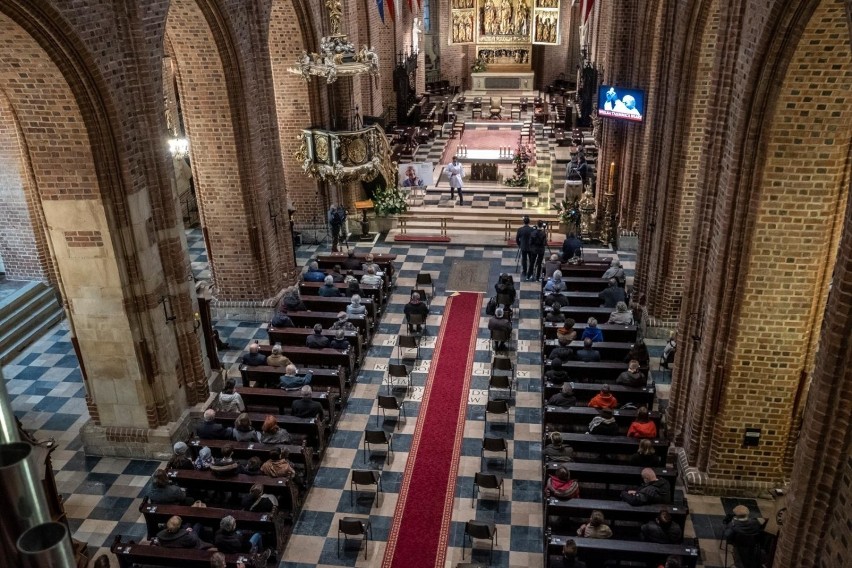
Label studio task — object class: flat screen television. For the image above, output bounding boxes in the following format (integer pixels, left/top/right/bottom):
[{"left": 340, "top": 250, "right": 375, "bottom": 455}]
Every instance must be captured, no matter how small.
[{"left": 597, "top": 85, "right": 645, "bottom": 123}]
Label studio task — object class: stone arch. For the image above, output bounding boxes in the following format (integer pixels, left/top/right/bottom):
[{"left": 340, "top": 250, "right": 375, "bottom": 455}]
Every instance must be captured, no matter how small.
[
  {"left": 0, "top": 2, "right": 204, "bottom": 435},
  {"left": 670, "top": 0, "right": 851, "bottom": 487}
]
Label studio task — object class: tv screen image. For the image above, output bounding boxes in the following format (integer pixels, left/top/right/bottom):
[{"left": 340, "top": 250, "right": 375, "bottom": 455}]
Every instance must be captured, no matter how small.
[{"left": 597, "top": 85, "right": 645, "bottom": 122}]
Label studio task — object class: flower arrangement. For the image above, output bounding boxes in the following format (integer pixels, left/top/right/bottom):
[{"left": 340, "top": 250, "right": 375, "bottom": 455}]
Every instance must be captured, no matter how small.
[
  {"left": 372, "top": 184, "right": 408, "bottom": 216},
  {"left": 504, "top": 144, "right": 530, "bottom": 187},
  {"left": 471, "top": 57, "right": 488, "bottom": 73},
  {"left": 553, "top": 197, "right": 582, "bottom": 228}
]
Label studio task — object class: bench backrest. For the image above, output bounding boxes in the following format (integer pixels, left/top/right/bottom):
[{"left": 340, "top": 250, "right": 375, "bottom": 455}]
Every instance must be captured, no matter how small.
[
  {"left": 266, "top": 328, "right": 362, "bottom": 361},
  {"left": 543, "top": 322, "right": 637, "bottom": 343},
  {"left": 111, "top": 536, "right": 245, "bottom": 568},
  {"left": 239, "top": 365, "right": 345, "bottom": 394}
]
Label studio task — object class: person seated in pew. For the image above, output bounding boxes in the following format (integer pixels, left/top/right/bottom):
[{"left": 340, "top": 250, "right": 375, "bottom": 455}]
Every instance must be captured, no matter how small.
[
  {"left": 328, "top": 329, "right": 350, "bottom": 351},
  {"left": 546, "top": 466, "right": 580, "bottom": 500},
  {"left": 556, "top": 320, "right": 577, "bottom": 343},
  {"left": 214, "top": 379, "right": 245, "bottom": 413},
  {"left": 581, "top": 317, "right": 604, "bottom": 343},
  {"left": 659, "top": 556, "right": 682, "bottom": 568},
  {"left": 617, "top": 360, "right": 647, "bottom": 388},
  {"left": 621, "top": 468, "right": 671, "bottom": 506},
  {"left": 625, "top": 339, "right": 651, "bottom": 368},
  {"left": 343, "top": 250, "right": 362, "bottom": 270},
  {"left": 575, "top": 337, "right": 601, "bottom": 363},
  {"left": 302, "top": 261, "right": 326, "bottom": 282},
  {"left": 494, "top": 272, "right": 517, "bottom": 304},
  {"left": 242, "top": 343, "right": 267, "bottom": 367},
  {"left": 279, "top": 364, "right": 313, "bottom": 389},
  {"left": 291, "top": 385, "right": 324, "bottom": 420},
  {"left": 488, "top": 307, "right": 513, "bottom": 350},
  {"left": 547, "top": 383, "right": 577, "bottom": 407},
  {"left": 259, "top": 446, "right": 295, "bottom": 479},
  {"left": 270, "top": 308, "right": 294, "bottom": 328},
  {"left": 562, "top": 232, "right": 583, "bottom": 262},
  {"left": 544, "top": 270, "right": 568, "bottom": 294},
  {"left": 318, "top": 275, "right": 342, "bottom": 297},
  {"left": 362, "top": 253, "right": 382, "bottom": 275},
  {"left": 602, "top": 259, "right": 626, "bottom": 286},
  {"left": 608, "top": 300, "right": 635, "bottom": 325},
  {"left": 238, "top": 456, "right": 263, "bottom": 476},
  {"left": 266, "top": 344, "right": 292, "bottom": 368},
  {"left": 630, "top": 438, "right": 662, "bottom": 467},
  {"left": 156, "top": 515, "right": 213, "bottom": 550},
  {"left": 360, "top": 265, "right": 383, "bottom": 287},
  {"left": 544, "top": 254, "right": 562, "bottom": 280},
  {"left": 588, "top": 384, "right": 618, "bottom": 409},
  {"left": 167, "top": 442, "right": 195, "bottom": 471},
  {"left": 232, "top": 412, "right": 261, "bottom": 443},
  {"left": 346, "top": 278, "right": 363, "bottom": 297},
  {"left": 555, "top": 539, "right": 587, "bottom": 568},
  {"left": 346, "top": 294, "right": 367, "bottom": 316},
  {"left": 545, "top": 306, "right": 566, "bottom": 324},
  {"left": 209, "top": 445, "right": 239, "bottom": 477},
  {"left": 306, "top": 324, "right": 330, "bottom": 349},
  {"left": 628, "top": 407, "right": 658, "bottom": 439},
  {"left": 588, "top": 407, "right": 620, "bottom": 436},
  {"left": 281, "top": 286, "right": 308, "bottom": 312},
  {"left": 544, "top": 357, "right": 570, "bottom": 384},
  {"left": 329, "top": 264, "right": 346, "bottom": 282},
  {"left": 576, "top": 510, "right": 613, "bottom": 539},
  {"left": 260, "top": 415, "right": 290, "bottom": 445},
  {"left": 549, "top": 335, "right": 575, "bottom": 362},
  {"left": 196, "top": 409, "right": 231, "bottom": 440},
  {"left": 149, "top": 470, "right": 194, "bottom": 505},
  {"left": 241, "top": 483, "right": 278, "bottom": 513},
  {"left": 545, "top": 290, "right": 571, "bottom": 311},
  {"left": 544, "top": 432, "right": 575, "bottom": 462},
  {"left": 598, "top": 278, "right": 626, "bottom": 308},
  {"left": 405, "top": 292, "right": 430, "bottom": 333},
  {"left": 331, "top": 311, "right": 357, "bottom": 333},
  {"left": 194, "top": 446, "right": 214, "bottom": 471},
  {"left": 343, "top": 268, "right": 359, "bottom": 285},
  {"left": 214, "top": 515, "right": 268, "bottom": 561},
  {"left": 641, "top": 509, "right": 683, "bottom": 544}
]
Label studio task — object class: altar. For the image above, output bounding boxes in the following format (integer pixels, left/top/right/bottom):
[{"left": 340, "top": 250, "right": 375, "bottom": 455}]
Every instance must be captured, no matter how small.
[
  {"left": 470, "top": 71, "right": 535, "bottom": 92},
  {"left": 456, "top": 149, "right": 514, "bottom": 163}
]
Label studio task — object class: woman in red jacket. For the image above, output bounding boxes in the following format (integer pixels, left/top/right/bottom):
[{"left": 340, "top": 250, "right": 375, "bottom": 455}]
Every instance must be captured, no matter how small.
[{"left": 627, "top": 406, "right": 657, "bottom": 438}]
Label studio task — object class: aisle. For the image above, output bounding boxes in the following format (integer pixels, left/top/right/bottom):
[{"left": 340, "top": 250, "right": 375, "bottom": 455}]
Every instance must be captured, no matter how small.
[{"left": 382, "top": 291, "right": 482, "bottom": 568}]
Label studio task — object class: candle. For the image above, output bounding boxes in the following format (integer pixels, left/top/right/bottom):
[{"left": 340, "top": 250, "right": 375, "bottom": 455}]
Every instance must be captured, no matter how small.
[{"left": 609, "top": 161, "right": 616, "bottom": 193}]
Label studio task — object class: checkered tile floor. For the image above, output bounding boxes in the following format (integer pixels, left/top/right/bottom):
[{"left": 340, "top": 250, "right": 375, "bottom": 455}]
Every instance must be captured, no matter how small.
[{"left": 2, "top": 230, "right": 768, "bottom": 567}]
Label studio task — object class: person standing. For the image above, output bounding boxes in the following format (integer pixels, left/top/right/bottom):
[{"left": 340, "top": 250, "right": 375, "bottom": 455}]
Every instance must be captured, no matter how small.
[
  {"left": 327, "top": 204, "right": 347, "bottom": 252},
  {"left": 516, "top": 215, "right": 534, "bottom": 277},
  {"left": 527, "top": 220, "right": 547, "bottom": 281},
  {"left": 446, "top": 155, "right": 465, "bottom": 205}
]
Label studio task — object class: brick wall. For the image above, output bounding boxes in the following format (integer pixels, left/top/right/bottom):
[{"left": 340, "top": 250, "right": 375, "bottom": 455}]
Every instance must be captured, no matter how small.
[
  {"left": 0, "top": 94, "right": 45, "bottom": 281},
  {"left": 820, "top": 457, "right": 852, "bottom": 567}
]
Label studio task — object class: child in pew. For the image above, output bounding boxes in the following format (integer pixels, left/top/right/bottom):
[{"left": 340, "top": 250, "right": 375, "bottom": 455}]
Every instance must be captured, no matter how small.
[{"left": 576, "top": 510, "right": 613, "bottom": 539}]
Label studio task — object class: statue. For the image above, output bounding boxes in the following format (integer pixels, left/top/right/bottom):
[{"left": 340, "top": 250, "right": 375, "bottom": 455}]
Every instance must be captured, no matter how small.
[
  {"left": 578, "top": 187, "right": 597, "bottom": 239},
  {"left": 359, "top": 45, "right": 379, "bottom": 73},
  {"left": 326, "top": 0, "right": 343, "bottom": 36}
]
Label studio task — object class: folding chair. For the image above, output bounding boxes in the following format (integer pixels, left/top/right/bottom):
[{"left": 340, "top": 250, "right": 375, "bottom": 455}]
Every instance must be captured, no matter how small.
[
  {"left": 488, "top": 374, "right": 513, "bottom": 402},
  {"left": 377, "top": 394, "right": 406, "bottom": 430},
  {"left": 350, "top": 470, "right": 382, "bottom": 508},
  {"left": 472, "top": 472, "right": 504, "bottom": 508},
  {"left": 463, "top": 521, "right": 497, "bottom": 562},
  {"left": 481, "top": 436, "right": 508, "bottom": 471},
  {"left": 363, "top": 429, "right": 393, "bottom": 464},
  {"left": 397, "top": 334, "right": 420, "bottom": 362},
  {"left": 407, "top": 313, "right": 426, "bottom": 336},
  {"left": 415, "top": 273, "right": 435, "bottom": 299},
  {"left": 485, "top": 399, "right": 510, "bottom": 426},
  {"left": 386, "top": 363, "right": 411, "bottom": 395},
  {"left": 338, "top": 517, "right": 372, "bottom": 559}
]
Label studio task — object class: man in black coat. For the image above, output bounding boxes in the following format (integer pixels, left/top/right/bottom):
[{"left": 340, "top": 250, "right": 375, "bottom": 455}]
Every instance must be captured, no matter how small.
[
  {"left": 562, "top": 232, "right": 583, "bottom": 262},
  {"left": 291, "top": 385, "right": 324, "bottom": 420},
  {"left": 305, "top": 324, "right": 330, "bottom": 349},
  {"left": 404, "top": 292, "right": 429, "bottom": 333},
  {"left": 195, "top": 409, "right": 230, "bottom": 439},
  {"left": 621, "top": 469, "right": 672, "bottom": 506},
  {"left": 528, "top": 221, "right": 547, "bottom": 281},
  {"left": 516, "top": 215, "right": 535, "bottom": 279},
  {"left": 241, "top": 343, "right": 267, "bottom": 366},
  {"left": 723, "top": 505, "right": 765, "bottom": 568},
  {"left": 598, "top": 278, "right": 626, "bottom": 308}
]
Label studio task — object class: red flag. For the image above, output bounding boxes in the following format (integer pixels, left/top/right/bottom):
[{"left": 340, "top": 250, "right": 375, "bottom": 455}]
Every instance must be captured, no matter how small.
[
  {"left": 387, "top": 0, "right": 396, "bottom": 21},
  {"left": 583, "top": 0, "right": 596, "bottom": 23}
]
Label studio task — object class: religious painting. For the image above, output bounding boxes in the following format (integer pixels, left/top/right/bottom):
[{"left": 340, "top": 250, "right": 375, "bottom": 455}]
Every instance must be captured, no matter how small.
[
  {"left": 476, "top": 47, "right": 530, "bottom": 66},
  {"left": 477, "top": 0, "right": 532, "bottom": 44},
  {"left": 532, "top": 5, "right": 560, "bottom": 45},
  {"left": 535, "top": 0, "right": 559, "bottom": 7},
  {"left": 450, "top": 8, "right": 475, "bottom": 44}
]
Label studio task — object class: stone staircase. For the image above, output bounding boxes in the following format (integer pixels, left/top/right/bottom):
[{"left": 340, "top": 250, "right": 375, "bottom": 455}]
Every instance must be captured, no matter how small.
[{"left": 0, "top": 281, "right": 64, "bottom": 365}]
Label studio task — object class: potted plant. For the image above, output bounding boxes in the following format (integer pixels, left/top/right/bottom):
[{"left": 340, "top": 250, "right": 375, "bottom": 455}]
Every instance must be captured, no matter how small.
[
  {"left": 372, "top": 184, "right": 408, "bottom": 233},
  {"left": 553, "top": 197, "right": 582, "bottom": 234},
  {"left": 471, "top": 57, "right": 488, "bottom": 73}
]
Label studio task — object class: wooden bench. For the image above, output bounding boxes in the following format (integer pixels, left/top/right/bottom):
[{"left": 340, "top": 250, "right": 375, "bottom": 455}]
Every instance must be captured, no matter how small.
[
  {"left": 189, "top": 439, "right": 315, "bottom": 482},
  {"left": 545, "top": 498, "right": 688, "bottom": 531},
  {"left": 544, "top": 291, "right": 603, "bottom": 307},
  {"left": 300, "top": 296, "right": 377, "bottom": 323},
  {"left": 275, "top": 346, "right": 356, "bottom": 383},
  {"left": 544, "top": 322, "right": 637, "bottom": 343},
  {"left": 318, "top": 267, "right": 391, "bottom": 294},
  {"left": 267, "top": 327, "right": 363, "bottom": 362},
  {"left": 544, "top": 360, "right": 630, "bottom": 382},
  {"left": 237, "top": 387, "right": 339, "bottom": 427},
  {"left": 544, "top": 306, "right": 615, "bottom": 323},
  {"left": 546, "top": 535, "right": 699, "bottom": 568},
  {"left": 111, "top": 536, "right": 246, "bottom": 568},
  {"left": 299, "top": 281, "right": 384, "bottom": 307},
  {"left": 315, "top": 254, "right": 396, "bottom": 278},
  {"left": 556, "top": 277, "right": 611, "bottom": 293},
  {"left": 167, "top": 469, "right": 301, "bottom": 519},
  {"left": 275, "top": 311, "right": 370, "bottom": 342},
  {"left": 239, "top": 365, "right": 345, "bottom": 396},
  {"left": 213, "top": 412, "right": 325, "bottom": 454},
  {"left": 544, "top": 382, "right": 656, "bottom": 408},
  {"left": 138, "top": 496, "right": 285, "bottom": 550},
  {"left": 552, "top": 433, "right": 670, "bottom": 465},
  {"left": 544, "top": 406, "right": 662, "bottom": 433},
  {"left": 543, "top": 340, "right": 633, "bottom": 361},
  {"left": 545, "top": 463, "right": 677, "bottom": 494},
  {"left": 559, "top": 264, "right": 609, "bottom": 278}
]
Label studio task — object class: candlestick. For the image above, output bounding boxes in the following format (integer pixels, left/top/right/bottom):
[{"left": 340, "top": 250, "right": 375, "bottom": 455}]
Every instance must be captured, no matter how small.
[{"left": 608, "top": 161, "right": 616, "bottom": 194}]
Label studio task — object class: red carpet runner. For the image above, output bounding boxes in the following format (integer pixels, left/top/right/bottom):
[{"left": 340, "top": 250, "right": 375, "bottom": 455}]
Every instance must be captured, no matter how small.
[{"left": 382, "top": 291, "right": 482, "bottom": 568}]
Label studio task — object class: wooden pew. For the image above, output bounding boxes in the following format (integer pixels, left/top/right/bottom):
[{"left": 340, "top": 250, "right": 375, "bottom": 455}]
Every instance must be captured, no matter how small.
[
  {"left": 544, "top": 382, "right": 656, "bottom": 408},
  {"left": 544, "top": 322, "right": 637, "bottom": 343},
  {"left": 189, "top": 439, "right": 315, "bottom": 482},
  {"left": 111, "top": 536, "right": 246, "bottom": 568},
  {"left": 559, "top": 264, "right": 608, "bottom": 278},
  {"left": 237, "top": 386, "right": 339, "bottom": 427},
  {"left": 543, "top": 340, "right": 633, "bottom": 361},
  {"left": 544, "top": 406, "right": 662, "bottom": 433},
  {"left": 545, "top": 498, "right": 688, "bottom": 530},
  {"left": 300, "top": 296, "right": 377, "bottom": 323},
  {"left": 299, "top": 281, "right": 384, "bottom": 307},
  {"left": 319, "top": 268, "right": 391, "bottom": 294},
  {"left": 240, "top": 365, "right": 345, "bottom": 397},
  {"left": 552, "top": 433, "right": 670, "bottom": 464},
  {"left": 544, "top": 360, "right": 630, "bottom": 382},
  {"left": 545, "top": 291, "right": 602, "bottom": 307},
  {"left": 138, "top": 496, "right": 283, "bottom": 548},
  {"left": 558, "top": 277, "right": 610, "bottom": 293},
  {"left": 213, "top": 412, "right": 325, "bottom": 454},
  {"left": 265, "top": 328, "right": 363, "bottom": 363},
  {"left": 315, "top": 252, "right": 396, "bottom": 275},
  {"left": 544, "top": 306, "right": 614, "bottom": 322},
  {"left": 545, "top": 463, "right": 676, "bottom": 493},
  {"left": 274, "top": 311, "right": 370, "bottom": 341},
  {"left": 275, "top": 346, "right": 356, "bottom": 383},
  {"left": 546, "top": 535, "right": 699, "bottom": 568},
  {"left": 167, "top": 469, "right": 301, "bottom": 519}
]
